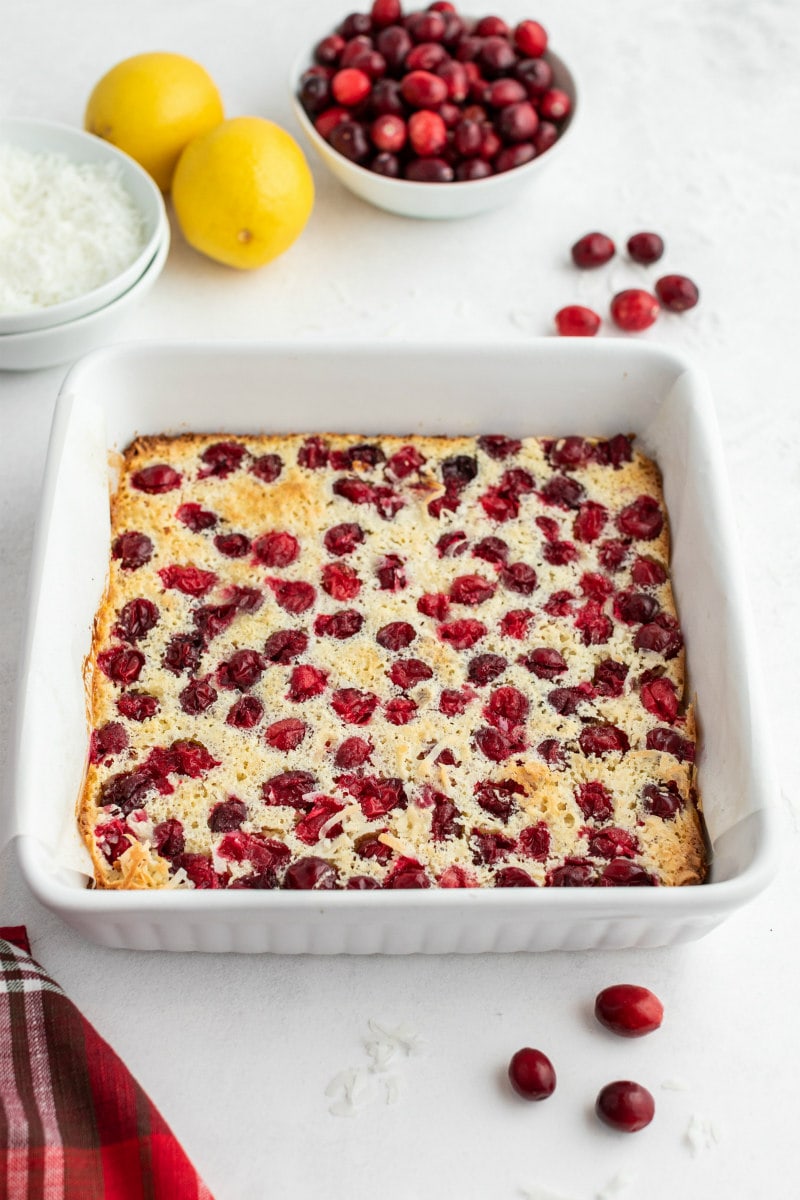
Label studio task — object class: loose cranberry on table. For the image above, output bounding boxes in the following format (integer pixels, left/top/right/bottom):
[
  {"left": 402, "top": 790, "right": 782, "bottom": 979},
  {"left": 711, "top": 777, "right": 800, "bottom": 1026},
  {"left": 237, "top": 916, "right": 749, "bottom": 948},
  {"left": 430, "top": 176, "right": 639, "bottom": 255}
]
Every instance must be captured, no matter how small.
[
  {"left": 595, "top": 1080, "right": 655, "bottom": 1132},
  {"left": 507, "top": 1047, "right": 557, "bottom": 1100},
  {"left": 610, "top": 289, "right": 660, "bottom": 332},
  {"left": 555, "top": 305, "right": 601, "bottom": 337},
  {"left": 655, "top": 274, "right": 700, "bottom": 311},
  {"left": 595, "top": 984, "right": 664, "bottom": 1037},
  {"left": 571, "top": 231, "right": 615, "bottom": 268},
  {"left": 627, "top": 231, "right": 665, "bottom": 264}
]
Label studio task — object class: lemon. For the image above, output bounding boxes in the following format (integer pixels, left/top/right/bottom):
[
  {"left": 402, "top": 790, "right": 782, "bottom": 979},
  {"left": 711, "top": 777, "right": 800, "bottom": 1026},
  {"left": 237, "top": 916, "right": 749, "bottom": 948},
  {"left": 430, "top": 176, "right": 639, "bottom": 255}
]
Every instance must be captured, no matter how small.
[
  {"left": 172, "top": 117, "right": 314, "bottom": 270},
  {"left": 85, "top": 52, "right": 224, "bottom": 191}
]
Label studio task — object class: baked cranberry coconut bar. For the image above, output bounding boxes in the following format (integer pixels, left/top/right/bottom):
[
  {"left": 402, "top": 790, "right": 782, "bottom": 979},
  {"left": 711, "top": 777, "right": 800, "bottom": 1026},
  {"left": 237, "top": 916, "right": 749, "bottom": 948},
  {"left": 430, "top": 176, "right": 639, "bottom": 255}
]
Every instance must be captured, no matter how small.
[{"left": 79, "top": 432, "right": 707, "bottom": 891}]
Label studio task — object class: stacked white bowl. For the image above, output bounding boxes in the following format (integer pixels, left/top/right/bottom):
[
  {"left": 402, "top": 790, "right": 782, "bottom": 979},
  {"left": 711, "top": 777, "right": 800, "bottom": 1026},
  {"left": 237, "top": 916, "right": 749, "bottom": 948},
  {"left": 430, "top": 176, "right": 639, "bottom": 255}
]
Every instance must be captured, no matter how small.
[{"left": 0, "top": 118, "right": 169, "bottom": 371}]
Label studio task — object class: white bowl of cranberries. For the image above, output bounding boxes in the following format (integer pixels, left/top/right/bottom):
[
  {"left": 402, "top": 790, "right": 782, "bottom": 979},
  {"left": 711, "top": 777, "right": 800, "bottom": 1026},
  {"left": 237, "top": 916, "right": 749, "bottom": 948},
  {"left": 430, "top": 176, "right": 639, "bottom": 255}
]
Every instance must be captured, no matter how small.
[{"left": 292, "top": 2, "right": 577, "bottom": 218}]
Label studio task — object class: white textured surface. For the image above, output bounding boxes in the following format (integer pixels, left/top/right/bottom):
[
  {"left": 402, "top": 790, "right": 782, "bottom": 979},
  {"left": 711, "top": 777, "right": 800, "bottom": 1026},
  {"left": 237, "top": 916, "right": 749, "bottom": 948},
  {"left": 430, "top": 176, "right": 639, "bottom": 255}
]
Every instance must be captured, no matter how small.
[{"left": 1, "top": 2, "right": 799, "bottom": 1198}]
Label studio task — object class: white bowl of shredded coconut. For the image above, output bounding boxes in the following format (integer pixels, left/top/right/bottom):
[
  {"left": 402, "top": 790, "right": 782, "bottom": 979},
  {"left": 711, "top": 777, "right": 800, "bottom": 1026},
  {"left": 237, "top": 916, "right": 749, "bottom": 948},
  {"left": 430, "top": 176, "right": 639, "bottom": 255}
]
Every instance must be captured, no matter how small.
[{"left": 0, "top": 117, "right": 168, "bottom": 336}]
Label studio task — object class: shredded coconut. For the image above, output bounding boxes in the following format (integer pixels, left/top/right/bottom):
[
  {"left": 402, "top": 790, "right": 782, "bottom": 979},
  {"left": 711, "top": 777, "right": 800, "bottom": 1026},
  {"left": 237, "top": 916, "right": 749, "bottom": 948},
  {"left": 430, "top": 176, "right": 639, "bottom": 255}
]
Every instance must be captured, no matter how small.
[
  {"left": 684, "top": 1113, "right": 721, "bottom": 1155},
  {"left": 325, "top": 1017, "right": 422, "bottom": 1117},
  {"left": 0, "top": 143, "right": 148, "bottom": 313},
  {"left": 660, "top": 1077, "right": 691, "bottom": 1091},
  {"left": 596, "top": 1170, "right": 637, "bottom": 1199}
]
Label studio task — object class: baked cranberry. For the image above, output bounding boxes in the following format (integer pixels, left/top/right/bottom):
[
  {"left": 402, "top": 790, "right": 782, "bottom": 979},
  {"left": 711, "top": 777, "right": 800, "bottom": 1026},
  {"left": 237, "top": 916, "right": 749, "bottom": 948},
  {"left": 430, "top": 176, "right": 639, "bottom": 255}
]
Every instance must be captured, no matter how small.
[
  {"left": 542, "top": 591, "right": 574, "bottom": 617},
  {"left": 640, "top": 677, "right": 680, "bottom": 724},
  {"left": 474, "top": 727, "right": 522, "bottom": 762},
  {"left": 335, "top": 736, "right": 373, "bottom": 767},
  {"left": 116, "top": 693, "right": 158, "bottom": 722},
  {"left": 208, "top": 797, "right": 248, "bottom": 832},
  {"left": 439, "top": 687, "right": 473, "bottom": 716},
  {"left": 501, "top": 562, "right": 537, "bottom": 595},
  {"left": 95, "top": 819, "right": 132, "bottom": 863},
  {"left": 283, "top": 856, "right": 339, "bottom": 890},
  {"left": 548, "top": 683, "right": 594, "bottom": 715},
  {"left": 610, "top": 289, "right": 660, "bottom": 331},
  {"left": 320, "top": 562, "right": 361, "bottom": 601},
  {"left": 571, "top": 232, "right": 615, "bottom": 268},
  {"left": 635, "top": 617, "right": 683, "bottom": 659},
  {"left": 97, "top": 646, "right": 144, "bottom": 685},
  {"left": 383, "top": 697, "right": 416, "bottom": 725},
  {"left": 216, "top": 649, "right": 265, "bottom": 690},
  {"left": 546, "top": 857, "right": 595, "bottom": 886},
  {"left": 158, "top": 565, "right": 217, "bottom": 596},
  {"left": 592, "top": 658, "right": 628, "bottom": 697},
  {"left": 555, "top": 305, "right": 601, "bottom": 337},
  {"left": 179, "top": 676, "right": 218, "bottom": 715},
  {"left": 114, "top": 598, "right": 159, "bottom": 643},
  {"left": 355, "top": 830, "right": 392, "bottom": 862},
  {"left": 579, "top": 724, "right": 630, "bottom": 756},
  {"left": 162, "top": 633, "right": 203, "bottom": 675},
  {"left": 642, "top": 780, "right": 683, "bottom": 819},
  {"left": 323, "top": 522, "right": 364, "bottom": 557},
  {"left": 495, "top": 867, "right": 536, "bottom": 887},
  {"left": 374, "top": 621, "right": 416, "bottom": 652},
  {"left": 543, "top": 540, "right": 578, "bottom": 566},
  {"left": 262, "top": 718, "right": 305, "bottom": 753},
  {"left": 479, "top": 35, "right": 516, "bottom": 77},
  {"left": 295, "top": 796, "right": 345, "bottom": 845},
  {"left": 595, "top": 984, "right": 664, "bottom": 1038},
  {"left": 89, "top": 721, "right": 128, "bottom": 764},
  {"left": 449, "top": 574, "right": 495, "bottom": 606},
  {"left": 615, "top": 590, "right": 660, "bottom": 625},
  {"left": 287, "top": 664, "right": 329, "bottom": 701},
  {"left": 388, "top": 657, "right": 433, "bottom": 689},
  {"left": 473, "top": 778, "right": 524, "bottom": 822},
  {"left": 263, "top": 629, "right": 308, "bottom": 663},
  {"left": 314, "top": 609, "right": 364, "bottom": 639},
  {"left": 267, "top": 578, "right": 317, "bottom": 613},
  {"left": 499, "top": 608, "right": 533, "bottom": 639},
  {"left": 655, "top": 274, "right": 700, "bottom": 312},
  {"left": 153, "top": 818, "right": 185, "bottom": 861},
  {"left": 112, "top": 531, "right": 154, "bottom": 570},
  {"left": 262, "top": 770, "right": 316, "bottom": 808},
  {"left": 226, "top": 695, "right": 264, "bottom": 729},
  {"left": 595, "top": 1081, "right": 655, "bottom": 1133},
  {"left": 253, "top": 530, "right": 300, "bottom": 567},
  {"left": 467, "top": 653, "right": 507, "bottom": 685},
  {"left": 597, "top": 433, "right": 634, "bottom": 468},
  {"left": 599, "top": 860, "right": 656, "bottom": 886},
  {"left": 384, "top": 856, "right": 431, "bottom": 888},
  {"left": 176, "top": 503, "right": 217, "bottom": 532},
  {"left": 518, "top": 822, "right": 550, "bottom": 861},
  {"left": 514, "top": 19, "right": 548, "bottom": 57},
  {"left": 332, "top": 687, "right": 379, "bottom": 724},
  {"left": 541, "top": 473, "right": 585, "bottom": 509},
  {"left": 646, "top": 727, "right": 695, "bottom": 762},
  {"left": 617, "top": 495, "right": 663, "bottom": 540},
  {"left": 438, "top": 866, "right": 477, "bottom": 888},
  {"left": 575, "top": 781, "right": 614, "bottom": 821},
  {"left": 627, "top": 231, "right": 664, "bottom": 264},
  {"left": 539, "top": 87, "right": 571, "bottom": 120},
  {"left": 339, "top": 774, "right": 406, "bottom": 818},
  {"left": 131, "top": 463, "right": 182, "bottom": 493},
  {"left": 519, "top": 648, "right": 568, "bottom": 680},
  {"left": 418, "top": 592, "right": 450, "bottom": 620},
  {"left": 586, "top": 826, "right": 639, "bottom": 860},
  {"left": 631, "top": 556, "right": 667, "bottom": 587},
  {"left": 214, "top": 532, "right": 250, "bottom": 558},
  {"left": 438, "top": 618, "right": 486, "bottom": 650},
  {"left": 573, "top": 501, "right": 608, "bottom": 541},
  {"left": 508, "top": 1048, "right": 556, "bottom": 1100}
]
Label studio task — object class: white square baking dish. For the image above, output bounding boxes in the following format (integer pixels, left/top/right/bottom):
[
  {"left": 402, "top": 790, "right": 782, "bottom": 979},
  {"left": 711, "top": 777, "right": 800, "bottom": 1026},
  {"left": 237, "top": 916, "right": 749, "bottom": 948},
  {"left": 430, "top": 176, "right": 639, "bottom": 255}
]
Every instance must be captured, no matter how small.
[{"left": 12, "top": 341, "right": 779, "bottom": 952}]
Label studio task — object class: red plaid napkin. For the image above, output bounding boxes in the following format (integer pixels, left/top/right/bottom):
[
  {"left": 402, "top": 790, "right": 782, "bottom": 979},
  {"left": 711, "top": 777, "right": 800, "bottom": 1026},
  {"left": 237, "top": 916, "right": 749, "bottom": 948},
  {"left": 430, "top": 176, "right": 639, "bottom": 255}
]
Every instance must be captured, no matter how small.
[{"left": 0, "top": 927, "right": 214, "bottom": 1199}]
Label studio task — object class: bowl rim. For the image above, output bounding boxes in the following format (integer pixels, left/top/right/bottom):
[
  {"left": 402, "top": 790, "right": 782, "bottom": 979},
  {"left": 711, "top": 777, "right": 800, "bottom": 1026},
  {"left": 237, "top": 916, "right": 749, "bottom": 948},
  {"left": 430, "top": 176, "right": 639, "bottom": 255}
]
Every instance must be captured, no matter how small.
[
  {"left": 289, "top": 44, "right": 578, "bottom": 195},
  {"left": 0, "top": 116, "right": 168, "bottom": 336}
]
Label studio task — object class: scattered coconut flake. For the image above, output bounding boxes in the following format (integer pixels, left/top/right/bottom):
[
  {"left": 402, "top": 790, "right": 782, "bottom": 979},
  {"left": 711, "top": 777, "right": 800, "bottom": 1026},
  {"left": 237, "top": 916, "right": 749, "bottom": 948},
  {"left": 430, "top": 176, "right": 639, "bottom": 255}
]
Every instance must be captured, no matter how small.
[
  {"left": 384, "top": 1076, "right": 400, "bottom": 1105},
  {"left": 326, "top": 1018, "right": 421, "bottom": 1117},
  {"left": 660, "top": 1077, "right": 691, "bottom": 1091},
  {"left": 366, "top": 1018, "right": 423, "bottom": 1056},
  {"left": 325, "top": 1067, "right": 372, "bottom": 1117},
  {"left": 596, "top": 1169, "right": 637, "bottom": 1199},
  {"left": 684, "top": 1113, "right": 721, "bottom": 1155},
  {"left": 519, "top": 1186, "right": 577, "bottom": 1200}
]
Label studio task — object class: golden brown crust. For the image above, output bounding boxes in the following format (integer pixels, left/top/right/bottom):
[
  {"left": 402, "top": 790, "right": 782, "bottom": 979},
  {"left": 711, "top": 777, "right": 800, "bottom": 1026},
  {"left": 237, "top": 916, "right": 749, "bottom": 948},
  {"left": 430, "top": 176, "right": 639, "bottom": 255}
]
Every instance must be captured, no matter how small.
[{"left": 80, "top": 431, "right": 706, "bottom": 891}]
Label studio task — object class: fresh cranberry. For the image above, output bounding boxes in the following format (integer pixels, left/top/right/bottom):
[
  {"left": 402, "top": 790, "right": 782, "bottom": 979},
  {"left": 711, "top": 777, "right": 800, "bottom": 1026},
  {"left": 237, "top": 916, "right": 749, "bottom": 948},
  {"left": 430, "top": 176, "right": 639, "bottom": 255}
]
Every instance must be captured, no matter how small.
[
  {"left": 485, "top": 77, "right": 526, "bottom": 107},
  {"left": 532, "top": 120, "right": 558, "bottom": 154},
  {"left": 175, "top": 503, "right": 217, "bottom": 532},
  {"left": 406, "top": 10, "right": 446, "bottom": 42},
  {"left": 335, "top": 737, "right": 373, "bottom": 768},
  {"left": 226, "top": 695, "right": 264, "bottom": 729},
  {"left": 348, "top": 48, "right": 387, "bottom": 79},
  {"left": 617, "top": 495, "right": 663, "bottom": 540},
  {"left": 315, "top": 106, "right": 350, "bottom": 139},
  {"left": 263, "top": 629, "right": 308, "bottom": 663},
  {"left": 579, "top": 724, "right": 630, "bottom": 756},
  {"left": 610, "top": 289, "right": 660, "bottom": 331},
  {"left": 253, "top": 530, "right": 300, "bottom": 567},
  {"left": 179, "top": 676, "right": 218, "bottom": 715},
  {"left": 452, "top": 116, "right": 483, "bottom": 156},
  {"left": 262, "top": 770, "right": 316, "bottom": 808},
  {"left": 388, "top": 657, "right": 433, "bottom": 689},
  {"left": 571, "top": 232, "right": 615, "bottom": 268},
  {"left": 497, "top": 101, "right": 538, "bottom": 142},
  {"left": 287, "top": 664, "right": 329, "bottom": 701},
  {"left": 339, "top": 12, "right": 372, "bottom": 38},
  {"left": 508, "top": 1048, "right": 556, "bottom": 1100},
  {"left": 97, "top": 646, "right": 144, "bottom": 685},
  {"left": 131, "top": 464, "right": 182, "bottom": 493},
  {"left": 467, "top": 653, "right": 507, "bottom": 685},
  {"left": 111, "top": 531, "right": 153, "bottom": 570},
  {"left": 595, "top": 1081, "right": 655, "bottom": 1132},
  {"left": 331, "top": 66, "right": 372, "bottom": 106},
  {"left": 406, "top": 41, "right": 448, "bottom": 71},
  {"left": 315, "top": 33, "right": 345, "bottom": 64},
  {"left": 641, "top": 780, "right": 683, "bottom": 819},
  {"left": 437, "top": 618, "right": 486, "bottom": 650},
  {"left": 495, "top": 143, "right": 536, "bottom": 171},
  {"left": 158, "top": 564, "right": 217, "bottom": 596},
  {"left": 436, "top": 60, "right": 468, "bottom": 102},
  {"left": 627, "top": 232, "right": 664, "bottom": 264},
  {"left": 408, "top": 109, "right": 448, "bottom": 154},
  {"left": 283, "top": 856, "right": 339, "bottom": 890},
  {"left": 479, "top": 35, "right": 516, "bottom": 77},
  {"left": 208, "top": 797, "right": 248, "bottom": 832},
  {"left": 575, "top": 781, "right": 614, "bottom": 821},
  {"left": 215, "top": 649, "right": 265, "bottom": 690},
  {"left": 371, "top": 0, "right": 401, "bottom": 26},
  {"left": 555, "top": 305, "right": 601, "bottom": 337},
  {"left": 400, "top": 68, "right": 448, "bottom": 108},
  {"left": 475, "top": 15, "right": 509, "bottom": 36},
  {"left": 655, "top": 274, "right": 700, "bottom": 312},
  {"left": 405, "top": 157, "right": 454, "bottom": 181},
  {"left": 370, "top": 113, "right": 407, "bottom": 151},
  {"left": 267, "top": 578, "right": 317, "bottom": 613},
  {"left": 247, "top": 454, "right": 282, "bottom": 486},
  {"left": 332, "top": 687, "right": 379, "bottom": 725},
  {"left": 370, "top": 151, "right": 401, "bottom": 175},
  {"left": 514, "top": 19, "right": 548, "bottom": 57},
  {"left": 595, "top": 985, "right": 664, "bottom": 1038},
  {"left": 299, "top": 72, "right": 332, "bottom": 116},
  {"left": 375, "top": 26, "right": 413, "bottom": 71},
  {"left": 329, "top": 120, "right": 371, "bottom": 162},
  {"left": 646, "top": 727, "right": 695, "bottom": 762},
  {"left": 539, "top": 87, "right": 571, "bottom": 120}
]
